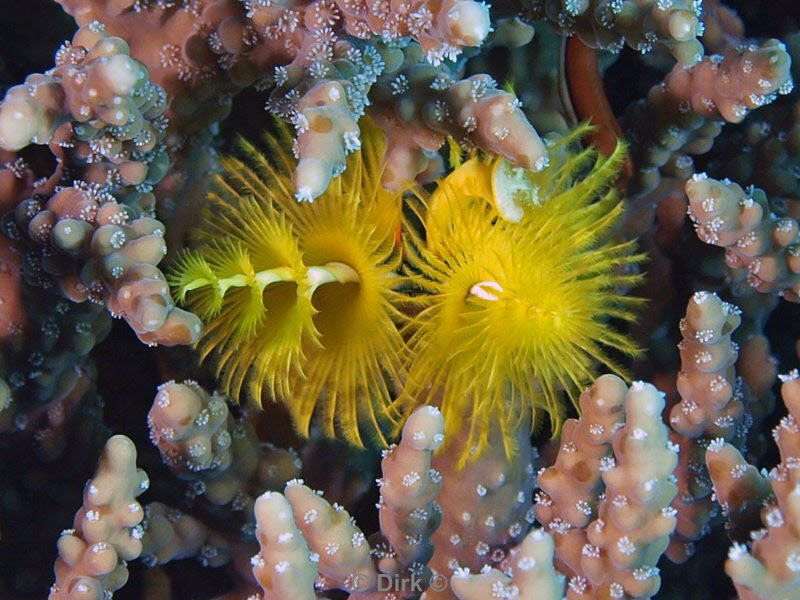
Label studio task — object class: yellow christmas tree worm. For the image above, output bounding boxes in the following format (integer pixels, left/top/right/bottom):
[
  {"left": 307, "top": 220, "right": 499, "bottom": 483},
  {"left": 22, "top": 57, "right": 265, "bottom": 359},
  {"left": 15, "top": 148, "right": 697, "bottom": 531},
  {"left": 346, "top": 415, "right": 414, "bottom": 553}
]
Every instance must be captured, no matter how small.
[
  {"left": 397, "top": 126, "right": 645, "bottom": 466},
  {"left": 169, "top": 119, "right": 408, "bottom": 447}
]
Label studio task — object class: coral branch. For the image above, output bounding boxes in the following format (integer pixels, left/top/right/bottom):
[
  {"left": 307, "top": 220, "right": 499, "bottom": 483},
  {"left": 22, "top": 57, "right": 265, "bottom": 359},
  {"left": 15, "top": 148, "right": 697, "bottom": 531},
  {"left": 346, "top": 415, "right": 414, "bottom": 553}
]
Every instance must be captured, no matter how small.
[
  {"left": 50, "top": 435, "right": 149, "bottom": 599},
  {"left": 721, "top": 374, "right": 800, "bottom": 599},
  {"left": 450, "top": 529, "right": 565, "bottom": 599},
  {"left": 251, "top": 490, "right": 318, "bottom": 600},
  {"left": 686, "top": 174, "right": 800, "bottom": 301}
]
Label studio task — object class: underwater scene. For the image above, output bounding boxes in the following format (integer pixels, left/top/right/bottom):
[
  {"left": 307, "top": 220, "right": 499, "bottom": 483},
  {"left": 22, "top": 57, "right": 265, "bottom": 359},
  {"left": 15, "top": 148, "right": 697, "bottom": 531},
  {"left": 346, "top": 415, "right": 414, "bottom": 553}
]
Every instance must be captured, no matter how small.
[{"left": 2, "top": 0, "right": 800, "bottom": 598}]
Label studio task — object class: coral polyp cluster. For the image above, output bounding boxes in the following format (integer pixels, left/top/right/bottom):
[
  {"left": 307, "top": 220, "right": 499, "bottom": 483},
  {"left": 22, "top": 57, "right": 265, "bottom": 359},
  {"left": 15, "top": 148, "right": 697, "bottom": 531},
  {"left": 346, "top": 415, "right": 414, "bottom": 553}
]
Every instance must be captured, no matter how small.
[
  {"left": 399, "top": 129, "right": 644, "bottom": 461},
  {"left": 170, "top": 117, "right": 408, "bottom": 446}
]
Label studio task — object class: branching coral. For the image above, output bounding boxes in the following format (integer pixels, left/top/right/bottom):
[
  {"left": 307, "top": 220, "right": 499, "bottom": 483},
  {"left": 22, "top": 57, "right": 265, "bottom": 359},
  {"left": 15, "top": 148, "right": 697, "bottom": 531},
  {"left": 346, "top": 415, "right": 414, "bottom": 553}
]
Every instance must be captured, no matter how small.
[
  {"left": 50, "top": 435, "right": 149, "bottom": 599},
  {"left": 51, "top": 0, "right": 545, "bottom": 202},
  {"left": 0, "top": 25, "right": 202, "bottom": 347},
  {"left": 425, "top": 412, "right": 538, "bottom": 597},
  {"left": 536, "top": 376, "right": 679, "bottom": 599},
  {"left": 708, "top": 373, "right": 800, "bottom": 599},
  {"left": 624, "top": 38, "right": 793, "bottom": 196},
  {"left": 665, "top": 291, "right": 753, "bottom": 562},
  {"left": 147, "top": 380, "right": 302, "bottom": 528},
  {"left": 0, "top": 226, "right": 110, "bottom": 457},
  {"left": 526, "top": 0, "right": 705, "bottom": 65},
  {"left": 250, "top": 404, "right": 445, "bottom": 598},
  {"left": 450, "top": 528, "right": 566, "bottom": 599},
  {"left": 686, "top": 174, "right": 800, "bottom": 301},
  {"left": 535, "top": 374, "right": 628, "bottom": 562}
]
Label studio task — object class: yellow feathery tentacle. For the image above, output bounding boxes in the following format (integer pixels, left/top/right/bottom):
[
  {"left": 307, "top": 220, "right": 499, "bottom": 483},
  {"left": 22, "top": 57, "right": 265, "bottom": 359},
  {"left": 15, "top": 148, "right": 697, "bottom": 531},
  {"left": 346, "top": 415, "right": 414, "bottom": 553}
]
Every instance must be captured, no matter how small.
[
  {"left": 168, "top": 251, "right": 220, "bottom": 318},
  {"left": 169, "top": 117, "right": 408, "bottom": 448},
  {"left": 396, "top": 132, "right": 642, "bottom": 466}
]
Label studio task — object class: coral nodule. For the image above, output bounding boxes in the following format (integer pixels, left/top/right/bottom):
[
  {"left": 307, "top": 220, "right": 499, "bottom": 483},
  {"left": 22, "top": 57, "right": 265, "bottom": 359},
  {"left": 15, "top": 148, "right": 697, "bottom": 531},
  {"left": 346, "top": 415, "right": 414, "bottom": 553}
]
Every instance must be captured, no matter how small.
[
  {"left": 397, "top": 126, "right": 645, "bottom": 464},
  {"left": 169, "top": 117, "right": 408, "bottom": 448}
]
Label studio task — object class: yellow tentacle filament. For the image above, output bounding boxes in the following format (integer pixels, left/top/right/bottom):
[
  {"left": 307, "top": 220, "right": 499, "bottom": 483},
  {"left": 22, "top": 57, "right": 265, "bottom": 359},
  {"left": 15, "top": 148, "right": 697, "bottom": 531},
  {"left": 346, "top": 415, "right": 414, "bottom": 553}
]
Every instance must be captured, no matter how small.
[{"left": 169, "top": 118, "right": 408, "bottom": 448}]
